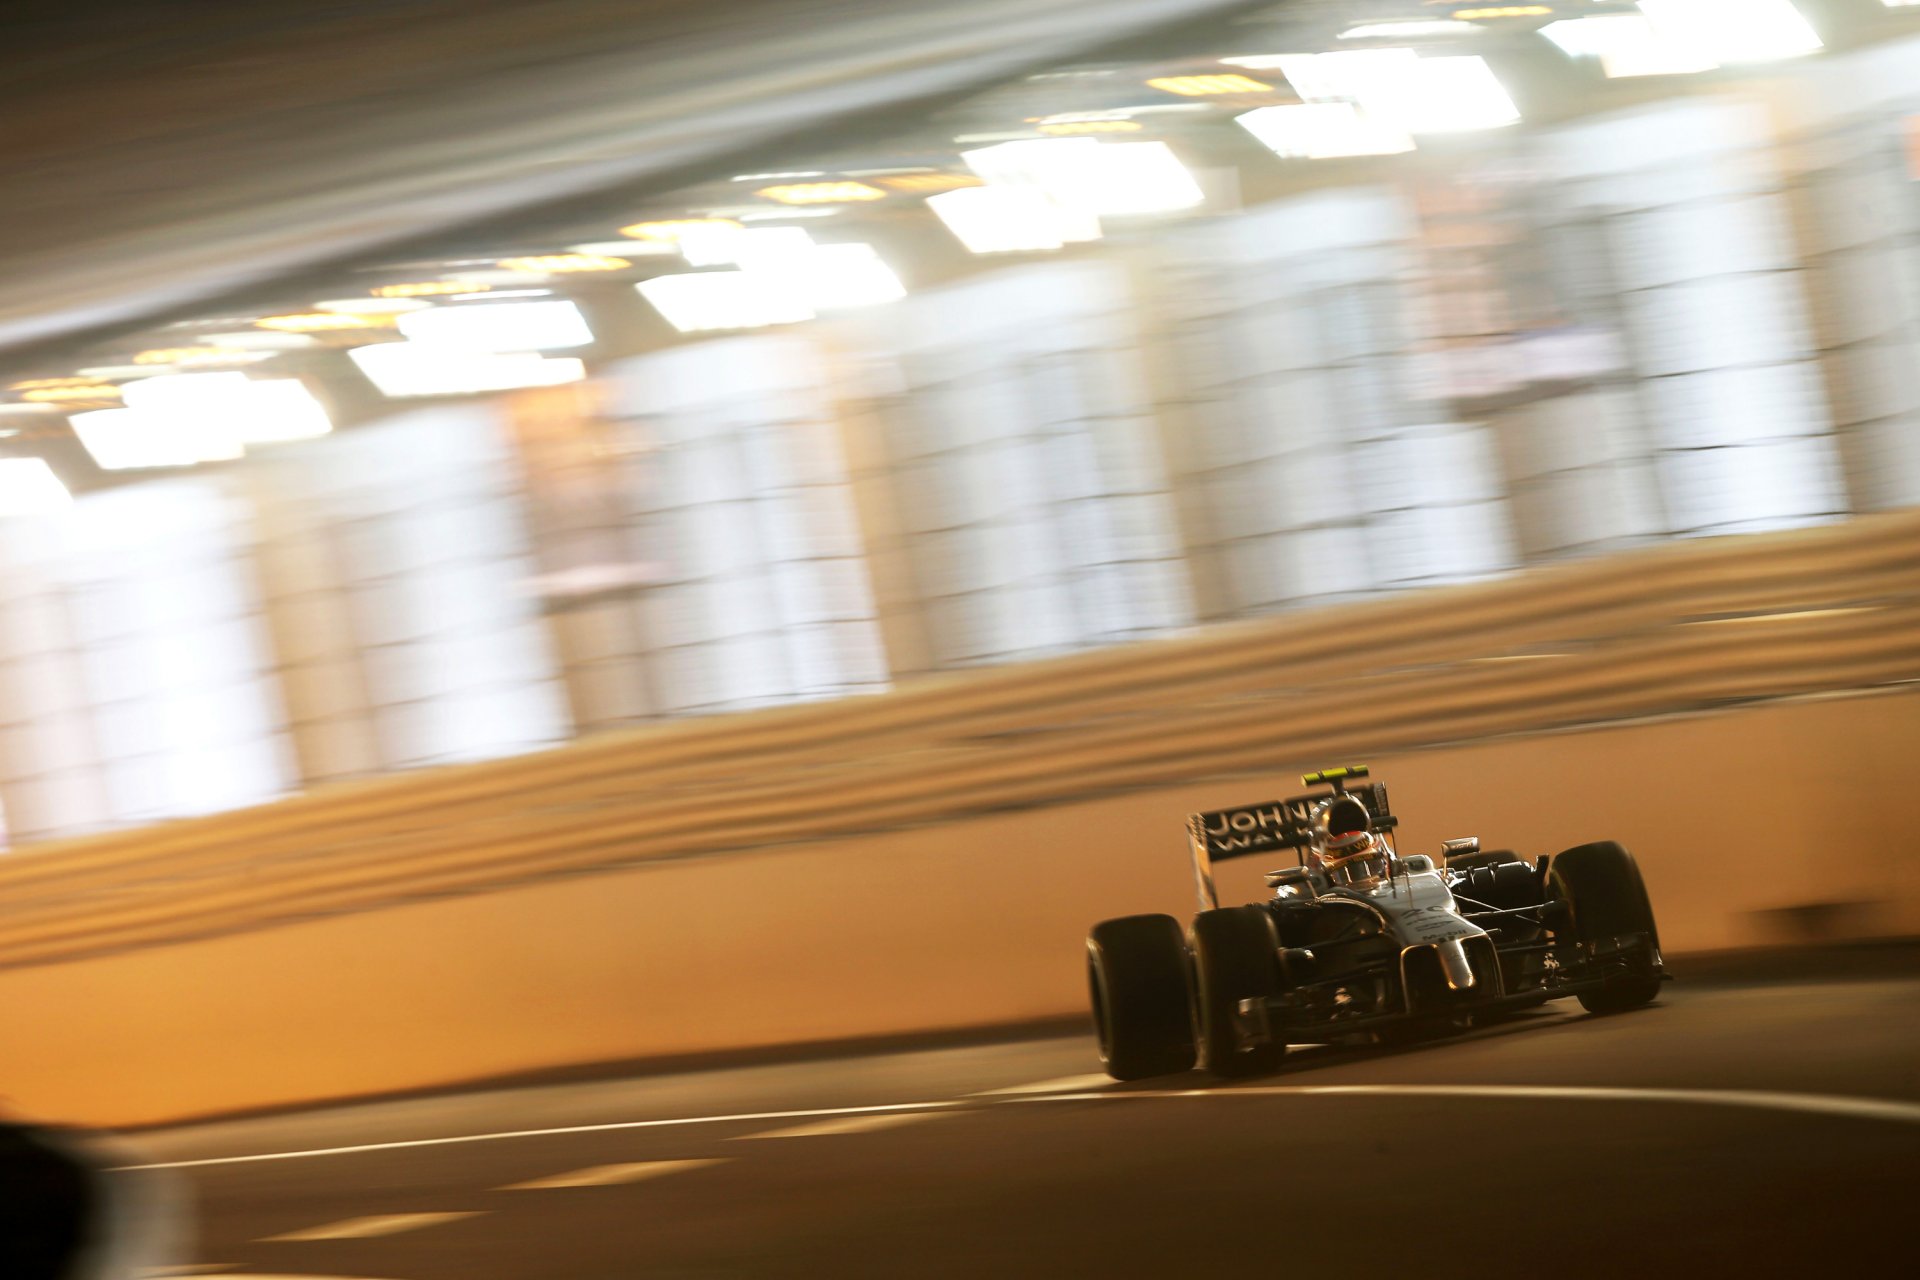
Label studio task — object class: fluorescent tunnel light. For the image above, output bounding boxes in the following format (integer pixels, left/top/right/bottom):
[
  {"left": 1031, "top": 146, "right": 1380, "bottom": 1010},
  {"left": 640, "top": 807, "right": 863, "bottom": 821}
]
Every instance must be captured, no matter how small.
[
  {"left": 396, "top": 300, "right": 594, "bottom": 351},
  {"left": 1236, "top": 103, "right": 1415, "bottom": 159},
  {"left": 348, "top": 344, "right": 587, "bottom": 397},
  {"left": 1637, "top": 0, "right": 1822, "bottom": 65},
  {"left": 636, "top": 272, "right": 816, "bottom": 333}
]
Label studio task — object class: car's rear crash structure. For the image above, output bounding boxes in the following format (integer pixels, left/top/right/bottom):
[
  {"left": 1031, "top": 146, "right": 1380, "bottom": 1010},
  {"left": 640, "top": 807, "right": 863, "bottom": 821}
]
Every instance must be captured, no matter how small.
[{"left": 1086, "top": 766, "right": 1667, "bottom": 1080}]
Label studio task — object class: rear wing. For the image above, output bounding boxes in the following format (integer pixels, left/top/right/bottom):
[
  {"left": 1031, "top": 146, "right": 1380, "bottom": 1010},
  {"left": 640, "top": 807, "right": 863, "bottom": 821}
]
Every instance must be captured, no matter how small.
[{"left": 1187, "top": 768, "right": 1396, "bottom": 911}]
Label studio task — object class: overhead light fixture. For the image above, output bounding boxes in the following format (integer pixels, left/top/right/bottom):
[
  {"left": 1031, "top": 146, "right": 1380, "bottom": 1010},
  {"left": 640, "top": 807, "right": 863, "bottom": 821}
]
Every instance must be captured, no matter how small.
[
  {"left": 199, "top": 330, "right": 318, "bottom": 350},
  {"left": 1145, "top": 73, "right": 1273, "bottom": 96},
  {"left": 635, "top": 272, "right": 815, "bottom": 333},
  {"left": 370, "top": 280, "right": 476, "bottom": 299},
  {"left": 70, "top": 405, "right": 243, "bottom": 469},
  {"left": 735, "top": 207, "right": 845, "bottom": 221},
  {"left": 450, "top": 288, "right": 551, "bottom": 301},
  {"left": 755, "top": 181, "right": 887, "bottom": 205},
  {"left": 396, "top": 300, "right": 594, "bottom": 351},
  {"left": 570, "top": 239, "right": 679, "bottom": 258},
  {"left": 875, "top": 172, "right": 983, "bottom": 193},
  {"left": 1637, "top": 0, "right": 1822, "bottom": 64},
  {"left": 1038, "top": 119, "right": 1144, "bottom": 135},
  {"left": 1273, "top": 48, "right": 1420, "bottom": 105},
  {"left": 494, "top": 253, "right": 631, "bottom": 274},
  {"left": 1540, "top": 15, "right": 1719, "bottom": 76},
  {"left": 1341, "top": 20, "right": 1483, "bottom": 39},
  {"left": 1236, "top": 102, "right": 1416, "bottom": 158},
  {"left": 130, "top": 346, "right": 266, "bottom": 367},
  {"left": 121, "top": 372, "right": 332, "bottom": 446},
  {"left": 730, "top": 170, "right": 827, "bottom": 182},
  {"left": 926, "top": 185, "right": 1086, "bottom": 253},
  {"left": 10, "top": 376, "right": 94, "bottom": 390},
  {"left": 773, "top": 243, "right": 906, "bottom": 310},
  {"left": 81, "top": 366, "right": 169, "bottom": 380},
  {"left": 1451, "top": 6, "right": 1553, "bottom": 18},
  {"left": 962, "top": 138, "right": 1203, "bottom": 217},
  {"left": 18, "top": 382, "right": 123, "bottom": 404},
  {"left": 618, "top": 217, "right": 744, "bottom": 243},
  {"left": 1401, "top": 56, "right": 1521, "bottom": 131},
  {"left": 255, "top": 311, "right": 399, "bottom": 332},
  {"left": 675, "top": 222, "right": 750, "bottom": 267},
  {"left": 1273, "top": 50, "right": 1517, "bottom": 133},
  {"left": 0, "top": 458, "right": 72, "bottom": 517},
  {"left": 347, "top": 344, "right": 586, "bottom": 397},
  {"left": 313, "top": 296, "right": 433, "bottom": 314}
]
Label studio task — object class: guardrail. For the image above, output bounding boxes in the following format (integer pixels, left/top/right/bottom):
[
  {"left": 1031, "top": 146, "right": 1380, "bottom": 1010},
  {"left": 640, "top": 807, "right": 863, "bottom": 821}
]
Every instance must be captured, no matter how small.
[{"left": 2, "top": 508, "right": 1917, "bottom": 970}]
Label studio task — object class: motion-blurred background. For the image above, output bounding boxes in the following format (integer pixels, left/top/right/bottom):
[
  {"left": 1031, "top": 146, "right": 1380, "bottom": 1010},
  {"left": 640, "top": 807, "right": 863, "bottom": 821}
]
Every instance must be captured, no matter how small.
[{"left": 0, "top": 0, "right": 1915, "bottom": 1143}]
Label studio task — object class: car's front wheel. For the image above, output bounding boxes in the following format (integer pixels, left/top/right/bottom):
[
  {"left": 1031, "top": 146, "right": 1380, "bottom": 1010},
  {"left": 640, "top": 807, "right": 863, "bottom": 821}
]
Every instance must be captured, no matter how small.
[
  {"left": 1548, "top": 841, "right": 1663, "bottom": 1014},
  {"left": 1087, "top": 914, "right": 1196, "bottom": 1081},
  {"left": 1190, "top": 905, "right": 1285, "bottom": 1078}
]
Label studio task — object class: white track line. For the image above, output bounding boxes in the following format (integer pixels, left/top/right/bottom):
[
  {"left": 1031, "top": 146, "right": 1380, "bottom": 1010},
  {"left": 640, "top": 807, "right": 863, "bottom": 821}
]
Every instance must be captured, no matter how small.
[
  {"left": 123, "top": 1081, "right": 1920, "bottom": 1172},
  {"left": 499, "top": 1158, "right": 728, "bottom": 1190},
  {"left": 259, "top": 1211, "right": 482, "bottom": 1242},
  {"left": 122, "top": 1100, "right": 967, "bottom": 1170},
  {"left": 735, "top": 1111, "right": 948, "bottom": 1140},
  {"left": 971, "top": 1074, "right": 1114, "bottom": 1096},
  {"left": 1008, "top": 1083, "right": 1920, "bottom": 1126}
]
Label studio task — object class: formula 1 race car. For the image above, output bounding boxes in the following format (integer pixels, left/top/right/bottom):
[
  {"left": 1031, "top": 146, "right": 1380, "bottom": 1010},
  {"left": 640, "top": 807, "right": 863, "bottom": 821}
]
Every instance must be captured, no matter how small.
[{"left": 1085, "top": 766, "right": 1667, "bottom": 1080}]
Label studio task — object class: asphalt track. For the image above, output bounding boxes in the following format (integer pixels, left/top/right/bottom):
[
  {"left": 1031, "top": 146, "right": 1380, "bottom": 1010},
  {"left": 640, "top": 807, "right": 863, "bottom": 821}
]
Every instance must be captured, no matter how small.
[{"left": 114, "top": 973, "right": 1920, "bottom": 1279}]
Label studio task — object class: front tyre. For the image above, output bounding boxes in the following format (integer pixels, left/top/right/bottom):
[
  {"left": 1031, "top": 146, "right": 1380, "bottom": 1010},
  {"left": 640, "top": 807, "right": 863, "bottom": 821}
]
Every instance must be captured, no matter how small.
[
  {"left": 1548, "top": 841, "right": 1663, "bottom": 1015},
  {"left": 1190, "top": 906, "right": 1285, "bottom": 1078},
  {"left": 1087, "top": 915, "right": 1196, "bottom": 1080}
]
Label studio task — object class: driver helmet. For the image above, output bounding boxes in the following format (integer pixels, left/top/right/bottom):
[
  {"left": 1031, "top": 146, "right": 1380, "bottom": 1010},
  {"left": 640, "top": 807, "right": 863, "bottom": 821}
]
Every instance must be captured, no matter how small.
[{"left": 1313, "top": 794, "right": 1386, "bottom": 883}]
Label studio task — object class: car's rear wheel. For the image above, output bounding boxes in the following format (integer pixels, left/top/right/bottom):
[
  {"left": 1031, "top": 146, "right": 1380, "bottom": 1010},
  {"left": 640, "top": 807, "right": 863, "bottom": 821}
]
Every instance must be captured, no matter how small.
[
  {"left": 1190, "top": 906, "right": 1285, "bottom": 1078},
  {"left": 1087, "top": 914, "right": 1196, "bottom": 1081},
  {"left": 1548, "top": 841, "right": 1663, "bottom": 1014}
]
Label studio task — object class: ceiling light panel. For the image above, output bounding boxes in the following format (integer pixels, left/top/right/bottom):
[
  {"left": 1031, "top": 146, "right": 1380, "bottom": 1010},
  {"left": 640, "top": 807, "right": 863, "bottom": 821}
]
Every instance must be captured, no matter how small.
[
  {"left": 348, "top": 344, "right": 587, "bottom": 397},
  {"left": 1236, "top": 103, "right": 1417, "bottom": 158},
  {"left": 1341, "top": 21, "right": 1484, "bottom": 39},
  {"left": 494, "top": 253, "right": 631, "bottom": 274},
  {"left": 396, "top": 301, "right": 594, "bottom": 352},
  {"left": 962, "top": 138, "right": 1202, "bottom": 218},
  {"left": 635, "top": 272, "right": 816, "bottom": 333},
  {"left": 121, "top": 372, "right": 332, "bottom": 446},
  {"left": 1636, "top": 0, "right": 1822, "bottom": 64},
  {"left": 1540, "top": 15, "right": 1720, "bottom": 76},
  {"left": 619, "top": 218, "right": 744, "bottom": 242},
  {"left": 755, "top": 181, "right": 887, "bottom": 204},
  {"left": 1145, "top": 73, "right": 1273, "bottom": 96},
  {"left": 313, "top": 296, "right": 433, "bottom": 314},
  {"left": 926, "top": 185, "right": 1084, "bottom": 253},
  {"left": 370, "top": 280, "right": 476, "bottom": 298},
  {"left": 256, "top": 312, "right": 399, "bottom": 332},
  {"left": 71, "top": 406, "right": 243, "bottom": 469}
]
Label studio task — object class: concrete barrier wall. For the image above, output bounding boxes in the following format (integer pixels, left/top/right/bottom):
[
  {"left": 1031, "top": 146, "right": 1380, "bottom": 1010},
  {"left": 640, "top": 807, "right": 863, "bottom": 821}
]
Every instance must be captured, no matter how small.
[{"left": 3, "top": 683, "right": 1915, "bottom": 1128}]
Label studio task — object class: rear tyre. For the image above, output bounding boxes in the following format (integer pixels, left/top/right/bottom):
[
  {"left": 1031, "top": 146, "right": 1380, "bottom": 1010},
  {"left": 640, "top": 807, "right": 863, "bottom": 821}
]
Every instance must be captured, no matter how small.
[
  {"left": 1190, "top": 906, "right": 1285, "bottom": 1078},
  {"left": 1548, "top": 841, "right": 1663, "bottom": 1015},
  {"left": 1087, "top": 914, "right": 1196, "bottom": 1080}
]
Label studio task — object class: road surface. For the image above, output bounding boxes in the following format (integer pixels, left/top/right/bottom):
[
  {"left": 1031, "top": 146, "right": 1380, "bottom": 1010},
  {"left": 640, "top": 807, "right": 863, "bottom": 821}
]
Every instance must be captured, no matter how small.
[{"left": 127, "top": 974, "right": 1920, "bottom": 1278}]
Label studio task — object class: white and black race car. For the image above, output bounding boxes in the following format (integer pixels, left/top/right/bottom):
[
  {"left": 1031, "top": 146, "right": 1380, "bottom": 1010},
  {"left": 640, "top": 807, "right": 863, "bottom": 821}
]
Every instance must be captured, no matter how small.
[{"left": 1086, "top": 766, "right": 1667, "bottom": 1080}]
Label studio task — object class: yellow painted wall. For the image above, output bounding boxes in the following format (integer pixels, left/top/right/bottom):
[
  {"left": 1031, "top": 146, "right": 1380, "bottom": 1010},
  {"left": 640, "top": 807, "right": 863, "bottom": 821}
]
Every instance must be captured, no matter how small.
[{"left": 2, "top": 685, "right": 1913, "bottom": 1129}]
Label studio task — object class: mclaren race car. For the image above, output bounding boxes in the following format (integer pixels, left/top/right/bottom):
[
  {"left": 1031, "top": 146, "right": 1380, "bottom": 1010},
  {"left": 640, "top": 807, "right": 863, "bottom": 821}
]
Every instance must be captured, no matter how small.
[{"left": 1085, "top": 766, "right": 1667, "bottom": 1080}]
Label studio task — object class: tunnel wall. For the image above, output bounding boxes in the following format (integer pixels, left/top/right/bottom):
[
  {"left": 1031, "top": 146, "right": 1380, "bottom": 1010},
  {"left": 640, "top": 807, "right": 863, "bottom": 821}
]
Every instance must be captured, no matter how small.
[{"left": 1, "top": 511, "right": 1918, "bottom": 1127}]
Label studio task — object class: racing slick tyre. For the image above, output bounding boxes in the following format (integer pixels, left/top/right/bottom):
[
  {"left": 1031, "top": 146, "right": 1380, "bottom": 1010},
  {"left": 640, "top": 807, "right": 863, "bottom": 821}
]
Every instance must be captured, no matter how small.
[
  {"left": 1087, "top": 914, "right": 1197, "bottom": 1081},
  {"left": 1190, "top": 906, "right": 1285, "bottom": 1078},
  {"left": 1548, "top": 841, "right": 1663, "bottom": 1015}
]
